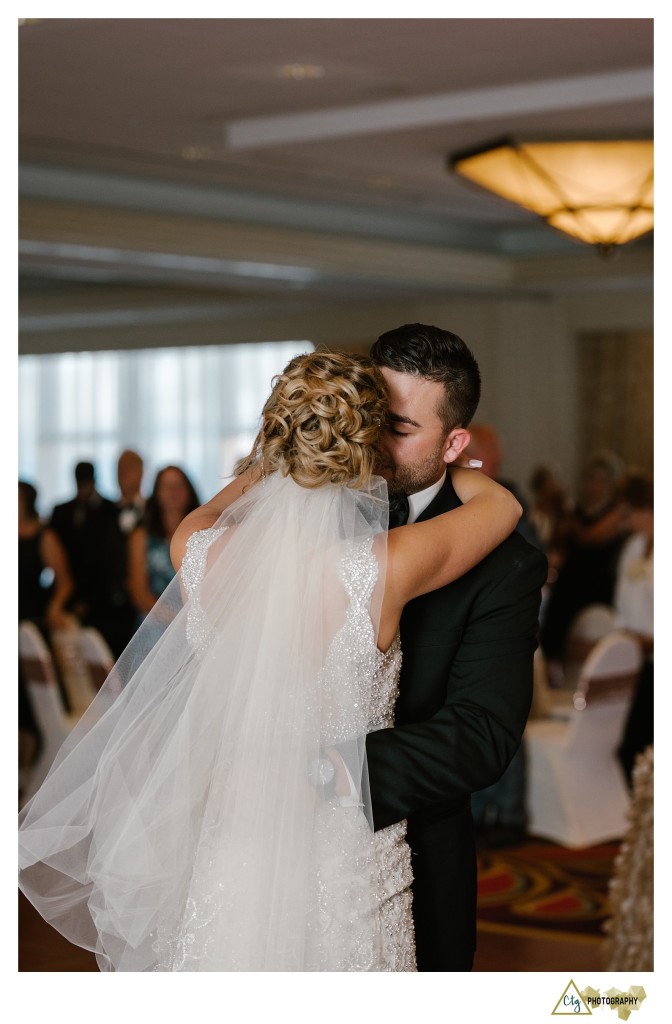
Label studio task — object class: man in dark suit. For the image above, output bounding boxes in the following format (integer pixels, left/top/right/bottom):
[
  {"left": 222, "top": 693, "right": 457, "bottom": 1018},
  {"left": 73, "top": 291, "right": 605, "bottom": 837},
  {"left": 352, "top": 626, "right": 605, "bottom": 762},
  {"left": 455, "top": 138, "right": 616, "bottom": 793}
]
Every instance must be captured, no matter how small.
[
  {"left": 365, "top": 324, "right": 548, "bottom": 971},
  {"left": 50, "top": 461, "right": 133, "bottom": 657}
]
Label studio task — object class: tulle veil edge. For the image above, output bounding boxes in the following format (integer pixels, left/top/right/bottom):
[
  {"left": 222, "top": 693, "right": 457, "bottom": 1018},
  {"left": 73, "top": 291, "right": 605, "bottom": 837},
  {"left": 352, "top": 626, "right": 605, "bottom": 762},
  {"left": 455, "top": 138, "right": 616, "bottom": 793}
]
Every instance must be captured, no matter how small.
[{"left": 19, "top": 471, "right": 390, "bottom": 971}]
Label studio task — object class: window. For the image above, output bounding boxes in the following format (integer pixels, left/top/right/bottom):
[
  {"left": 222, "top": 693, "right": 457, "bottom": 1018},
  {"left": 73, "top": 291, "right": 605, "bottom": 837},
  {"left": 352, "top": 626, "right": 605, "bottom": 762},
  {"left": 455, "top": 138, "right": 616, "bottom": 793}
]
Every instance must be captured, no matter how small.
[{"left": 19, "top": 341, "right": 314, "bottom": 515}]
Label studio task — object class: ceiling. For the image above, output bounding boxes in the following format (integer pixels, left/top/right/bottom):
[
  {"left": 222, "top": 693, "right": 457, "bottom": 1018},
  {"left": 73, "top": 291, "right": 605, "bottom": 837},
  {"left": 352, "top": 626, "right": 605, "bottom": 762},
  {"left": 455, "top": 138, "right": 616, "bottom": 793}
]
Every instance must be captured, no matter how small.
[{"left": 18, "top": 17, "right": 654, "bottom": 352}]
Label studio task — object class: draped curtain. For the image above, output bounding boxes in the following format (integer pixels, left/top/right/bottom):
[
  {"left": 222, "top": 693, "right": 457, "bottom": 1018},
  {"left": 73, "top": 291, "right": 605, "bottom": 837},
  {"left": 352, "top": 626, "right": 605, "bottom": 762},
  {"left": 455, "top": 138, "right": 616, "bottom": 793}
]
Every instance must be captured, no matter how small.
[
  {"left": 19, "top": 341, "right": 313, "bottom": 516},
  {"left": 578, "top": 331, "right": 653, "bottom": 476}
]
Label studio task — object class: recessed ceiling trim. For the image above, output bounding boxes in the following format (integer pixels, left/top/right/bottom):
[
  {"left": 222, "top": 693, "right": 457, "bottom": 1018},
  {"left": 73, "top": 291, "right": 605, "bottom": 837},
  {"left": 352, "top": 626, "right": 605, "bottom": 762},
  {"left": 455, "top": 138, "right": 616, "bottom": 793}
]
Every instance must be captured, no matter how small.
[
  {"left": 18, "top": 301, "right": 288, "bottom": 333},
  {"left": 226, "top": 68, "right": 653, "bottom": 150},
  {"left": 19, "top": 240, "right": 319, "bottom": 284},
  {"left": 19, "top": 201, "right": 513, "bottom": 289},
  {"left": 19, "top": 163, "right": 503, "bottom": 252}
]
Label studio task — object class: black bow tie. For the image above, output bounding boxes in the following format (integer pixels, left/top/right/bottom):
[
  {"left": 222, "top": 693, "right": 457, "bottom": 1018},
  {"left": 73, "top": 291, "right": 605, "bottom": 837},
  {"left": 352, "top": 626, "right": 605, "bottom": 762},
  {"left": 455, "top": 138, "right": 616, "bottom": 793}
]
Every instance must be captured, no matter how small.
[{"left": 388, "top": 491, "right": 410, "bottom": 529}]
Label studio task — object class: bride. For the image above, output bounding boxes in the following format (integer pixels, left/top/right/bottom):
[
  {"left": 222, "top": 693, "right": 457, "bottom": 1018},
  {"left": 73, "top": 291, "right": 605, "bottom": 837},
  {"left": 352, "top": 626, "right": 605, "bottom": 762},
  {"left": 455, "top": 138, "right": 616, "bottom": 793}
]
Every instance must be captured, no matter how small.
[{"left": 19, "top": 351, "right": 520, "bottom": 972}]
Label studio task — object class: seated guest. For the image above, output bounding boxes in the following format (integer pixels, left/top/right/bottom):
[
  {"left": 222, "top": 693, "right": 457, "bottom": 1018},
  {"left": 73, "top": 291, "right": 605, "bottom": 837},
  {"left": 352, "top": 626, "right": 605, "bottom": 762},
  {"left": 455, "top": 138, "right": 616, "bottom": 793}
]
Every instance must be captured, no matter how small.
[
  {"left": 18, "top": 480, "right": 74, "bottom": 788},
  {"left": 614, "top": 472, "right": 653, "bottom": 783},
  {"left": 128, "top": 465, "right": 200, "bottom": 620}
]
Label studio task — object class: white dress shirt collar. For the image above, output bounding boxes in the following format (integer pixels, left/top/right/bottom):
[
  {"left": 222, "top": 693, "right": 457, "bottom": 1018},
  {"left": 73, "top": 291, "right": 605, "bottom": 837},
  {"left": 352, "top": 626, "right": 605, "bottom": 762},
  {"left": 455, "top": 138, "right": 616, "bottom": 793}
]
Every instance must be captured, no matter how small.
[{"left": 407, "top": 471, "right": 446, "bottom": 524}]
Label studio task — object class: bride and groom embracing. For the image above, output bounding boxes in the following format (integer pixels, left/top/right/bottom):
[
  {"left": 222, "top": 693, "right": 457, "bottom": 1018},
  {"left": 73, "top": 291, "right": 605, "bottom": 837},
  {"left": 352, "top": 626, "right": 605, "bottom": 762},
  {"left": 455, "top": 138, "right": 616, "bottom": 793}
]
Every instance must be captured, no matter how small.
[{"left": 19, "top": 323, "right": 547, "bottom": 972}]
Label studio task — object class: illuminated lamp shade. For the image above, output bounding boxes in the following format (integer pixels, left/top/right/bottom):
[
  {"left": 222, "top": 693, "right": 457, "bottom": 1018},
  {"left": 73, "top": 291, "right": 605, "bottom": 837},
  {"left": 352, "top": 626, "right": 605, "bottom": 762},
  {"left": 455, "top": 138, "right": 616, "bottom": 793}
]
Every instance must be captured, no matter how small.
[{"left": 449, "top": 139, "right": 653, "bottom": 253}]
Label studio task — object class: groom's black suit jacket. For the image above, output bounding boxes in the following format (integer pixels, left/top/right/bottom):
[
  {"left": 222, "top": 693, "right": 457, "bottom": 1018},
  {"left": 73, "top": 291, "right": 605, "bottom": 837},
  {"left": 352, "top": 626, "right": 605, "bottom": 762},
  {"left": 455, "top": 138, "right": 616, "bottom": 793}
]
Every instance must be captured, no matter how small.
[{"left": 365, "top": 472, "right": 548, "bottom": 971}]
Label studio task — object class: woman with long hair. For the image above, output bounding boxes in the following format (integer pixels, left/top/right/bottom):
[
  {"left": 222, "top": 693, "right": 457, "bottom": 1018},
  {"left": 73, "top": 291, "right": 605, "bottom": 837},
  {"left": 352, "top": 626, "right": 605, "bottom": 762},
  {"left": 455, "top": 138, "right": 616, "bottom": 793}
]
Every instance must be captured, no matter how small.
[{"left": 127, "top": 465, "right": 200, "bottom": 619}]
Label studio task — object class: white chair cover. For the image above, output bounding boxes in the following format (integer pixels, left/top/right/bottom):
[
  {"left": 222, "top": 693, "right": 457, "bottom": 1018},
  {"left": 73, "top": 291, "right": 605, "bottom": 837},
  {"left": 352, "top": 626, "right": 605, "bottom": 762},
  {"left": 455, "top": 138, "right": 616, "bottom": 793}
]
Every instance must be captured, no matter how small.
[
  {"left": 19, "top": 621, "right": 77, "bottom": 807},
  {"left": 79, "top": 627, "right": 116, "bottom": 690},
  {"left": 525, "top": 631, "right": 642, "bottom": 848},
  {"left": 50, "top": 621, "right": 99, "bottom": 716},
  {"left": 562, "top": 603, "right": 619, "bottom": 690}
]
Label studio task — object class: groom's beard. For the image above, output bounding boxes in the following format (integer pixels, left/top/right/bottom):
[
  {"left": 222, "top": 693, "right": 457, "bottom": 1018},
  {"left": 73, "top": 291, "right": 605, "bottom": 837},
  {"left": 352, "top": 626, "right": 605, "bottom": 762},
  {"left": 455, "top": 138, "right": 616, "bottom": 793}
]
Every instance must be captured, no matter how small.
[{"left": 378, "top": 448, "right": 446, "bottom": 497}]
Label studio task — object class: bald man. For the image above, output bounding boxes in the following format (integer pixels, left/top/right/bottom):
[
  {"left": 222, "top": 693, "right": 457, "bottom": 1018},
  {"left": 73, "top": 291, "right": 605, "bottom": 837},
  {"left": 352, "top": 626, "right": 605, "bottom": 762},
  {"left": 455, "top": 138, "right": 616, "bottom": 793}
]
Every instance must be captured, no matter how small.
[{"left": 117, "top": 449, "right": 145, "bottom": 534}]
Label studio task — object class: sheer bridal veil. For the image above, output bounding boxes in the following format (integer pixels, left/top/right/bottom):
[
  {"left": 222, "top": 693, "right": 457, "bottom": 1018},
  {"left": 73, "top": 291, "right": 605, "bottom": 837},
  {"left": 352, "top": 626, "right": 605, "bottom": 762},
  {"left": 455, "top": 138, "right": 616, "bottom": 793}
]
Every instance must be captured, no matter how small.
[{"left": 19, "top": 472, "right": 389, "bottom": 971}]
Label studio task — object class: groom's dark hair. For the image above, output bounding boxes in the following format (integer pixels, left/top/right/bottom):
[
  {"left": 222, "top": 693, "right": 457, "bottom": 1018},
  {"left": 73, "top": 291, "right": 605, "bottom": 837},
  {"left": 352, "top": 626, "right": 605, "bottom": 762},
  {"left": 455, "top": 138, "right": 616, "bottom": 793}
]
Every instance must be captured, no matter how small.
[{"left": 371, "top": 323, "right": 481, "bottom": 432}]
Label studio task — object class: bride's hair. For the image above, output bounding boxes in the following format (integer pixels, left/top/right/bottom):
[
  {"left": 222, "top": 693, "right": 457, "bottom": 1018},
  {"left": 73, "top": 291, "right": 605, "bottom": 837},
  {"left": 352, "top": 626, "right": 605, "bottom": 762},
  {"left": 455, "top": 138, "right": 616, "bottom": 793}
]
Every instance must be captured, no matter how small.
[{"left": 235, "top": 351, "right": 388, "bottom": 488}]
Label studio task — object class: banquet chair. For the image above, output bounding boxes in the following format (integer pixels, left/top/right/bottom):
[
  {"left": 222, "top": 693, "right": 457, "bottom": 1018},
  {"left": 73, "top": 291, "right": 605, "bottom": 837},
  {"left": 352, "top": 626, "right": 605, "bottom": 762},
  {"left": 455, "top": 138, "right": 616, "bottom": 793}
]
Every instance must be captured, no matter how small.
[
  {"left": 19, "top": 621, "right": 78, "bottom": 807},
  {"left": 525, "top": 631, "right": 642, "bottom": 848},
  {"left": 79, "top": 627, "right": 116, "bottom": 691},
  {"left": 50, "top": 619, "right": 99, "bottom": 717},
  {"left": 530, "top": 648, "right": 575, "bottom": 721},
  {"left": 562, "top": 603, "right": 619, "bottom": 690}
]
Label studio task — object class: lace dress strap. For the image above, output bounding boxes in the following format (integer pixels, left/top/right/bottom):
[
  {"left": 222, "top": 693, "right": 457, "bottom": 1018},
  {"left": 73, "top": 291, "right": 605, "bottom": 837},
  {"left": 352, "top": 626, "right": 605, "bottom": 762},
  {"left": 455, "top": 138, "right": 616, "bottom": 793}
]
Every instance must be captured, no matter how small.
[{"left": 181, "top": 525, "right": 228, "bottom": 656}]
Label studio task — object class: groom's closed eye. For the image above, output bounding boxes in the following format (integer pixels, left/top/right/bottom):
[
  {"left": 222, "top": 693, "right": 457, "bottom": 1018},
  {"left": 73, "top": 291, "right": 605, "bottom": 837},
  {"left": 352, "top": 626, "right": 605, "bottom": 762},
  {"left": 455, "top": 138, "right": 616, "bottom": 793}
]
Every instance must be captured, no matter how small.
[{"left": 387, "top": 414, "right": 420, "bottom": 437}]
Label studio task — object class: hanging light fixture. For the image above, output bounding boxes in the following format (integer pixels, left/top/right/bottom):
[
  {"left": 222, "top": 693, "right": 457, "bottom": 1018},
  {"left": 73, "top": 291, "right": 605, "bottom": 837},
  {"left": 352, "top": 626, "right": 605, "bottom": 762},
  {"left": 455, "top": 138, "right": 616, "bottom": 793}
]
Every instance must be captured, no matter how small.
[{"left": 449, "top": 138, "right": 653, "bottom": 254}]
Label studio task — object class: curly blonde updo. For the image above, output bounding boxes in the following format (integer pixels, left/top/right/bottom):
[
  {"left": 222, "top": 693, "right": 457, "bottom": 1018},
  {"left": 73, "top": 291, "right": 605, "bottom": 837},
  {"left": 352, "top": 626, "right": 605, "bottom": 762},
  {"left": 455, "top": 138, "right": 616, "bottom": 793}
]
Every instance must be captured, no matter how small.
[{"left": 235, "top": 351, "right": 388, "bottom": 489}]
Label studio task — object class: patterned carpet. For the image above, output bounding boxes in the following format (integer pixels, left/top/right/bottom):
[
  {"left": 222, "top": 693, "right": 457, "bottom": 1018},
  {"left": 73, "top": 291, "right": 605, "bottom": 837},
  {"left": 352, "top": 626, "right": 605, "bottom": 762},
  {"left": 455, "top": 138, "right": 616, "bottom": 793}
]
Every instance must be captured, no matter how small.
[{"left": 476, "top": 839, "right": 619, "bottom": 942}]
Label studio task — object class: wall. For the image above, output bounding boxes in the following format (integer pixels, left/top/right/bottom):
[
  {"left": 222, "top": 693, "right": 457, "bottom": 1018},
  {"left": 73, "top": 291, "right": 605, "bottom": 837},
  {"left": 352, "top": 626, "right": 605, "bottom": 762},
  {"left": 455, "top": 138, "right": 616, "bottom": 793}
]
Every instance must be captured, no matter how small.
[
  {"left": 19, "top": 287, "right": 653, "bottom": 507},
  {"left": 339, "top": 289, "right": 652, "bottom": 502}
]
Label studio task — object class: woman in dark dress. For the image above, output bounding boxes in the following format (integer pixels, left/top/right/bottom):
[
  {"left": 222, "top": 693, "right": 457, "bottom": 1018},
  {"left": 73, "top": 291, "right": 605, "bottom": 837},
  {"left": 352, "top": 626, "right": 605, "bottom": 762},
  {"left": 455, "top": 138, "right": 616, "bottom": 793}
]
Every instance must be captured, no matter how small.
[
  {"left": 18, "top": 481, "right": 74, "bottom": 785},
  {"left": 19, "top": 481, "right": 73, "bottom": 631}
]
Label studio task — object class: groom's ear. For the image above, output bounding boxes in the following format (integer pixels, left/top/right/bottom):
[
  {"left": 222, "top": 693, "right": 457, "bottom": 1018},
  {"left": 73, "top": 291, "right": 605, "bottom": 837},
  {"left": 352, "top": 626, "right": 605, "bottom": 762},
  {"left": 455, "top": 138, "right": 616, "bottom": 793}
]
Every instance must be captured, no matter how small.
[{"left": 442, "top": 428, "right": 471, "bottom": 465}]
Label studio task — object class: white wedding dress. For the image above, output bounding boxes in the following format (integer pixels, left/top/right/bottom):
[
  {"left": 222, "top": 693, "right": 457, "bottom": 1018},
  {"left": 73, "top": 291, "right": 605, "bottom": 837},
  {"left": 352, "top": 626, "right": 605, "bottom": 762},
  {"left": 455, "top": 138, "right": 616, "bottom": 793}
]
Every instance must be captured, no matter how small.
[
  {"left": 19, "top": 474, "right": 416, "bottom": 971},
  {"left": 152, "top": 534, "right": 416, "bottom": 971}
]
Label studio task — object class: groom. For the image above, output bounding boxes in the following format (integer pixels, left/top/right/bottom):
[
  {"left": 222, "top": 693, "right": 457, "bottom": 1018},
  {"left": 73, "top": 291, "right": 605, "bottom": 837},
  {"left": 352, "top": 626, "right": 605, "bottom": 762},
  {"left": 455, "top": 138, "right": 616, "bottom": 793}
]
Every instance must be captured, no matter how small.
[{"left": 366, "top": 323, "right": 547, "bottom": 971}]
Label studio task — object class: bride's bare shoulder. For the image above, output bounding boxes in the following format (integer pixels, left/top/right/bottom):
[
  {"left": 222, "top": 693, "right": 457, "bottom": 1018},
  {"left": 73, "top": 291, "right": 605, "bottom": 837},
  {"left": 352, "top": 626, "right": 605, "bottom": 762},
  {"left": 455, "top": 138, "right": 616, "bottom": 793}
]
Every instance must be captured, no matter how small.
[{"left": 171, "top": 469, "right": 260, "bottom": 570}]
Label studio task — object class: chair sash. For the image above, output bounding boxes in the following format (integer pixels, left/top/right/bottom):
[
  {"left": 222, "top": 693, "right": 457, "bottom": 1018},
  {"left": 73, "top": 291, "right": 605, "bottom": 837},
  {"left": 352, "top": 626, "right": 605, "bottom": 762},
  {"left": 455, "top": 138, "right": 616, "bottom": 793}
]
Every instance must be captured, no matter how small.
[
  {"left": 19, "top": 656, "right": 56, "bottom": 685},
  {"left": 578, "top": 669, "right": 640, "bottom": 707}
]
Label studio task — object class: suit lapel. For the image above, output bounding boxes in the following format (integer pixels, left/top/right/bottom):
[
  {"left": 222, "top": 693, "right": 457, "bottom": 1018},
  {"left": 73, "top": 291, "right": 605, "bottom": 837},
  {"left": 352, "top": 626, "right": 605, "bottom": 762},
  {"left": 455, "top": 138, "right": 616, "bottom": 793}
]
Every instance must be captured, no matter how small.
[{"left": 415, "top": 471, "right": 461, "bottom": 523}]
